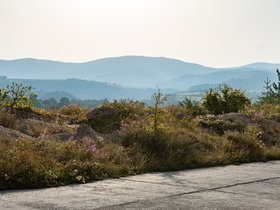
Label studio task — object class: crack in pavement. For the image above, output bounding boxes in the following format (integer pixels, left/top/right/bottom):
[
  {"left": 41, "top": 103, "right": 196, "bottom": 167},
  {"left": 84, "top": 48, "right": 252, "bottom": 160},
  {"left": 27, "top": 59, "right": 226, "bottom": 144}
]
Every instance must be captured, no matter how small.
[
  {"left": 95, "top": 176, "right": 280, "bottom": 209},
  {"left": 121, "top": 178, "right": 198, "bottom": 188}
]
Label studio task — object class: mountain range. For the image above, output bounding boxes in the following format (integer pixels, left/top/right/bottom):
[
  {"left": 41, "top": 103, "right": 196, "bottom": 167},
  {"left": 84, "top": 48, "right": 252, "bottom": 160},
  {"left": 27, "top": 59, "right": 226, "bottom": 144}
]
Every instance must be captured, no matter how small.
[{"left": 0, "top": 56, "right": 279, "bottom": 100}]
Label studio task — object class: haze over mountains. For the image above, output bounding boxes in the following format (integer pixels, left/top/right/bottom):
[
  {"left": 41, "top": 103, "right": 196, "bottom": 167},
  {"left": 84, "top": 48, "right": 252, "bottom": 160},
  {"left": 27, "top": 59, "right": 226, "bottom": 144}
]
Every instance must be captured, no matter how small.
[
  {"left": 0, "top": 56, "right": 216, "bottom": 87},
  {"left": 0, "top": 56, "right": 279, "bottom": 100}
]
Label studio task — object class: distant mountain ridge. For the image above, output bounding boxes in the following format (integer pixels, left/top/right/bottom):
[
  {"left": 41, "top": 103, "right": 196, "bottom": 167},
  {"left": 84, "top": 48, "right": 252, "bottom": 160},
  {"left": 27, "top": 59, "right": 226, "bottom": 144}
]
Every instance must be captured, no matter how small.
[
  {"left": 0, "top": 56, "right": 279, "bottom": 100},
  {"left": 0, "top": 56, "right": 218, "bottom": 87}
]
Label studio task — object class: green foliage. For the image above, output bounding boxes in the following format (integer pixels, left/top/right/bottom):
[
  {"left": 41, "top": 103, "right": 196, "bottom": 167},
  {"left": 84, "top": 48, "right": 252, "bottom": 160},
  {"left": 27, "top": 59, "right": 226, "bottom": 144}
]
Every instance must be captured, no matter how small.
[
  {"left": 42, "top": 97, "right": 58, "bottom": 109},
  {"left": 0, "top": 88, "right": 8, "bottom": 102},
  {"left": 258, "top": 69, "right": 280, "bottom": 104},
  {"left": 202, "top": 85, "right": 251, "bottom": 115},
  {"left": 0, "top": 82, "right": 37, "bottom": 109},
  {"left": 179, "top": 97, "right": 206, "bottom": 116},
  {"left": 179, "top": 97, "right": 197, "bottom": 109},
  {"left": 58, "top": 97, "right": 70, "bottom": 108},
  {"left": 150, "top": 89, "right": 167, "bottom": 137}
]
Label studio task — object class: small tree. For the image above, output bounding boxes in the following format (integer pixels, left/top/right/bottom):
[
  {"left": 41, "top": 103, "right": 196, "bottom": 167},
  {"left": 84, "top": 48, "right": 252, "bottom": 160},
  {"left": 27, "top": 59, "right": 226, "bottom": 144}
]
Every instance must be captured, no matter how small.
[
  {"left": 150, "top": 89, "right": 167, "bottom": 137},
  {"left": 42, "top": 97, "right": 58, "bottom": 109},
  {"left": 179, "top": 97, "right": 197, "bottom": 109},
  {"left": 58, "top": 97, "right": 70, "bottom": 108},
  {"left": 202, "top": 85, "right": 251, "bottom": 115},
  {"left": 258, "top": 69, "right": 280, "bottom": 104},
  {"left": 179, "top": 97, "right": 206, "bottom": 116},
  {"left": 1, "top": 83, "right": 36, "bottom": 109}
]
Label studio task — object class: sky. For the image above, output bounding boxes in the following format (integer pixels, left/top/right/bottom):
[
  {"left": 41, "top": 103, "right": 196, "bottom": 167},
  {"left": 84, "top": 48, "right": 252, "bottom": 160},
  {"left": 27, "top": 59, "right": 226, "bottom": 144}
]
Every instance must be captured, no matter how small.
[{"left": 0, "top": 0, "right": 280, "bottom": 67}]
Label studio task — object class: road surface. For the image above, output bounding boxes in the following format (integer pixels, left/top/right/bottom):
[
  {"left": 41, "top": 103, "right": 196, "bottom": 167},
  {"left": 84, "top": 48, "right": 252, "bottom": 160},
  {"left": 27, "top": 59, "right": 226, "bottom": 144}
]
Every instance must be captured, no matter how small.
[{"left": 1, "top": 161, "right": 280, "bottom": 209}]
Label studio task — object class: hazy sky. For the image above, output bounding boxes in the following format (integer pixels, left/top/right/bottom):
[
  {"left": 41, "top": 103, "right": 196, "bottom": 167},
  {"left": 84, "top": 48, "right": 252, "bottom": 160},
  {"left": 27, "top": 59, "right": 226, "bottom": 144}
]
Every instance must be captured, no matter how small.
[{"left": 0, "top": 0, "right": 280, "bottom": 67}]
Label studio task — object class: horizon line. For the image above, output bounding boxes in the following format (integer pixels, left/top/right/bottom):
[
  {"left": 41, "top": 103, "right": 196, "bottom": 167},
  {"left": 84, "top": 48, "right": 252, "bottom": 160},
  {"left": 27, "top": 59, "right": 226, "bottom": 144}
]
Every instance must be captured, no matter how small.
[{"left": 0, "top": 55, "right": 279, "bottom": 69}]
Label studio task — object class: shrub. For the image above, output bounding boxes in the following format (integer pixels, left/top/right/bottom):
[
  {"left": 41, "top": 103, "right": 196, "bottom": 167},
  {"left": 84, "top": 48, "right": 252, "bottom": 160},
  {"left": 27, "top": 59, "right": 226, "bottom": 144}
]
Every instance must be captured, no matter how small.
[
  {"left": 0, "top": 87, "right": 8, "bottom": 104},
  {"left": 202, "top": 85, "right": 251, "bottom": 115},
  {"left": 59, "top": 104, "right": 88, "bottom": 121},
  {"left": 150, "top": 89, "right": 167, "bottom": 138},
  {"left": 0, "top": 83, "right": 36, "bottom": 109},
  {"left": 58, "top": 97, "right": 70, "bottom": 108},
  {"left": 179, "top": 97, "right": 206, "bottom": 117}
]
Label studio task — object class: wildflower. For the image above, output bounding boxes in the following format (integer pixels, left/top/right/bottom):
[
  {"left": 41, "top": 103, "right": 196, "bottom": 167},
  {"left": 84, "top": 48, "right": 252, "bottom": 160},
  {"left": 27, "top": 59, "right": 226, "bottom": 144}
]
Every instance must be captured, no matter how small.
[{"left": 88, "top": 144, "right": 97, "bottom": 153}]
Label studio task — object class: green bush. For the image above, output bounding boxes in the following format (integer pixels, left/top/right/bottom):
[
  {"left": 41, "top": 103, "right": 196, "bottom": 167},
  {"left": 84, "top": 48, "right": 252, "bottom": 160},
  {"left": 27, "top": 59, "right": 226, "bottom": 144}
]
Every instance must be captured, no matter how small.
[
  {"left": 0, "top": 83, "right": 36, "bottom": 109},
  {"left": 202, "top": 85, "right": 251, "bottom": 115},
  {"left": 179, "top": 97, "right": 206, "bottom": 117}
]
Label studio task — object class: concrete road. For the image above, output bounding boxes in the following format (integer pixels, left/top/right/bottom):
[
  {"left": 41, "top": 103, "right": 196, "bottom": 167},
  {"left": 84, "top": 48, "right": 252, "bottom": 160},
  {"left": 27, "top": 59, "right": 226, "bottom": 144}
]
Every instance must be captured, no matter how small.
[{"left": 1, "top": 161, "right": 280, "bottom": 209}]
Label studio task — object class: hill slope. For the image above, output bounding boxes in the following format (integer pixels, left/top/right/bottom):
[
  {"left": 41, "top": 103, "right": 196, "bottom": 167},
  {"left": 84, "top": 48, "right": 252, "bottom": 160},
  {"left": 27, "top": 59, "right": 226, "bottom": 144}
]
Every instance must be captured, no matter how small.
[{"left": 0, "top": 78, "right": 154, "bottom": 100}]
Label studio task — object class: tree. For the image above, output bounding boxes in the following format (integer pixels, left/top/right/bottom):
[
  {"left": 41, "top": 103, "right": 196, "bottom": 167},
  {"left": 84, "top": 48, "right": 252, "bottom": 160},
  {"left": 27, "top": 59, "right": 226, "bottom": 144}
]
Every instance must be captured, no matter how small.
[
  {"left": 179, "top": 97, "right": 197, "bottom": 109},
  {"left": 42, "top": 98, "right": 58, "bottom": 109},
  {"left": 150, "top": 89, "right": 167, "bottom": 137},
  {"left": 258, "top": 69, "right": 280, "bottom": 104},
  {"left": 0, "top": 83, "right": 36, "bottom": 109},
  {"left": 58, "top": 97, "right": 70, "bottom": 108},
  {"left": 179, "top": 97, "right": 205, "bottom": 116},
  {"left": 202, "top": 85, "right": 251, "bottom": 115}
]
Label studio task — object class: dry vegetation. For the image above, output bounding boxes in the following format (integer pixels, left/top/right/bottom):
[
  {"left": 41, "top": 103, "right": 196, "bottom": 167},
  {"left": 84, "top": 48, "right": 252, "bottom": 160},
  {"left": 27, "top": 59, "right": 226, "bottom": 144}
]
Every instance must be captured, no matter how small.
[
  {"left": 0, "top": 99, "right": 280, "bottom": 191},
  {"left": 1, "top": 79, "right": 280, "bottom": 190}
]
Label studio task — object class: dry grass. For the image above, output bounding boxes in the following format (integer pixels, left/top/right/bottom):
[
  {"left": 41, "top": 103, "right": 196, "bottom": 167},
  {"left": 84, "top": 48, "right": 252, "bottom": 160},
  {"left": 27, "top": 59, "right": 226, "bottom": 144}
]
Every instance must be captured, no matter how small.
[
  {"left": 0, "top": 108, "right": 17, "bottom": 129},
  {"left": 58, "top": 104, "right": 89, "bottom": 122},
  {"left": 1, "top": 102, "right": 280, "bottom": 191}
]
